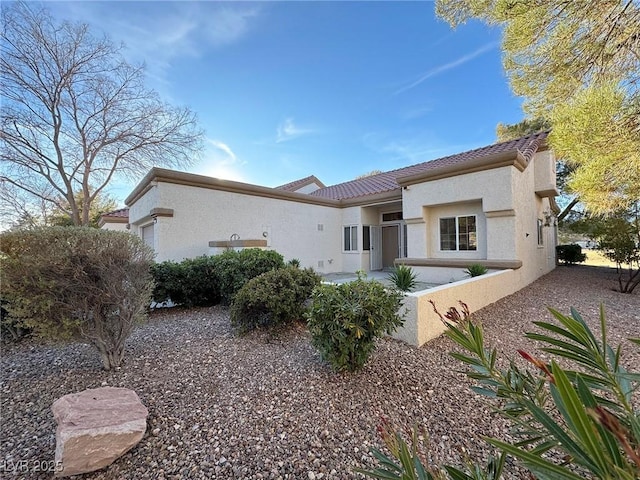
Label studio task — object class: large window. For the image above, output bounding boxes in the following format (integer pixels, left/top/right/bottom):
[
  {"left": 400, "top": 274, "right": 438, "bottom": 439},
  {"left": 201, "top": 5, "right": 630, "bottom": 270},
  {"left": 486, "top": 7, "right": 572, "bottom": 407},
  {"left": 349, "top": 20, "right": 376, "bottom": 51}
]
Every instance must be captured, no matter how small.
[
  {"left": 439, "top": 215, "right": 477, "bottom": 251},
  {"left": 343, "top": 225, "right": 358, "bottom": 252}
]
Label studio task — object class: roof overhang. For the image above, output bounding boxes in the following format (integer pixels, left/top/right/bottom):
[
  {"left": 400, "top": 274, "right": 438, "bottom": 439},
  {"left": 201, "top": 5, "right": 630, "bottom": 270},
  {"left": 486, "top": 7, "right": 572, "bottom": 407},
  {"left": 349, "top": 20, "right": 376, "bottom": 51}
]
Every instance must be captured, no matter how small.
[
  {"left": 396, "top": 149, "right": 529, "bottom": 187},
  {"left": 125, "top": 168, "right": 341, "bottom": 208}
]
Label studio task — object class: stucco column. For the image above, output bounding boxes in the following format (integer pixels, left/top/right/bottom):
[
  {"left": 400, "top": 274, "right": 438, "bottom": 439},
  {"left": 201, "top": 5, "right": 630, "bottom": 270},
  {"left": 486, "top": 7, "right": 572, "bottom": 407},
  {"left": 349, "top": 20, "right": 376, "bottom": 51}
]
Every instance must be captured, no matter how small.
[
  {"left": 485, "top": 210, "right": 517, "bottom": 260},
  {"left": 405, "top": 218, "right": 427, "bottom": 259}
]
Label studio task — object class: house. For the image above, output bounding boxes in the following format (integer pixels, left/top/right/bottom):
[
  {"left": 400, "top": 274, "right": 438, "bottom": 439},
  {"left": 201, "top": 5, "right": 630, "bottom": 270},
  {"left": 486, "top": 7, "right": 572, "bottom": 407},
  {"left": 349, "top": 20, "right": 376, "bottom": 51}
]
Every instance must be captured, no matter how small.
[{"left": 102, "top": 131, "right": 559, "bottom": 345}]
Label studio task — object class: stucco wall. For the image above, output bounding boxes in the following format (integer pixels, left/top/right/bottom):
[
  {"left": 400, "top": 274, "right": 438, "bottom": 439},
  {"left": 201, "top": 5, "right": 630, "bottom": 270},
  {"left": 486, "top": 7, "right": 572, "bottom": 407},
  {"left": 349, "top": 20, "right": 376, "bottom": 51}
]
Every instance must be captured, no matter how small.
[
  {"left": 128, "top": 182, "right": 344, "bottom": 271},
  {"left": 393, "top": 269, "right": 519, "bottom": 346},
  {"left": 395, "top": 150, "right": 558, "bottom": 347},
  {"left": 100, "top": 221, "right": 128, "bottom": 232}
]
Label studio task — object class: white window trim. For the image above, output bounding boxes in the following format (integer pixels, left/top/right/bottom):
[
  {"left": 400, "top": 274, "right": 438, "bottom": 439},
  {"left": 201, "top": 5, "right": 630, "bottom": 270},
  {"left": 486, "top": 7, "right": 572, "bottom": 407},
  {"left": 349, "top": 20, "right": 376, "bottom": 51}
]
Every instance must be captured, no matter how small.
[
  {"left": 343, "top": 225, "right": 359, "bottom": 253},
  {"left": 439, "top": 215, "right": 477, "bottom": 252}
]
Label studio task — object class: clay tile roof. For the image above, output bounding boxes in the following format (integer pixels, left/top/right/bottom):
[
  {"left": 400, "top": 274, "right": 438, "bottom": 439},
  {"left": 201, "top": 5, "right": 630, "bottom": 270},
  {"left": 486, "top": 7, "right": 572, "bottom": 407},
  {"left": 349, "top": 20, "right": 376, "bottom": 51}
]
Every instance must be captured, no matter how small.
[
  {"left": 275, "top": 175, "right": 326, "bottom": 192},
  {"left": 310, "top": 131, "right": 549, "bottom": 201},
  {"left": 101, "top": 207, "right": 129, "bottom": 219}
]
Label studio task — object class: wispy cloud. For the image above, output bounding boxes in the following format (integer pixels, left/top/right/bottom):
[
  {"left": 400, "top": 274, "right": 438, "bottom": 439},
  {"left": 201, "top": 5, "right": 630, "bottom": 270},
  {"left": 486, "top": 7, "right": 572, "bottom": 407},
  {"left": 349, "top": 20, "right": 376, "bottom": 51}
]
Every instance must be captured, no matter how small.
[
  {"left": 362, "top": 131, "right": 470, "bottom": 166},
  {"left": 276, "top": 118, "right": 316, "bottom": 143},
  {"left": 400, "top": 105, "right": 433, "bottom": 121},
  {"left": 193, "top": 138, "right": 247, "bottom": 182},
  {"left": 48, "top": 3, "right": 261, "bottom": 90},
  {"left": 394, "top": 42, "right": 498, "bottom": 95}
]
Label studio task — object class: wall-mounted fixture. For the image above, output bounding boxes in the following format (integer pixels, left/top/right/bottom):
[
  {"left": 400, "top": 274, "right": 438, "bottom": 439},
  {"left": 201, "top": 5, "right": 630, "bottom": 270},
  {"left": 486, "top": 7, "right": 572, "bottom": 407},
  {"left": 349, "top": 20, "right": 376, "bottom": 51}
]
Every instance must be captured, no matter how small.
[
  {"left": 543, "top": 208, "right": 555, "bottom": 227},
  {"left": 262, "top": 231, "right": 268, "bottom": 238}
]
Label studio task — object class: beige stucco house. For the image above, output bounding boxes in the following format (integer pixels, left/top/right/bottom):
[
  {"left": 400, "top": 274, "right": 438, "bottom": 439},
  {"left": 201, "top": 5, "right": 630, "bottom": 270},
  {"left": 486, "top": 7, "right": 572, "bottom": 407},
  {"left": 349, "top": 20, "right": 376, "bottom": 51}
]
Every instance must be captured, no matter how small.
[{"left": 102, "top": 132, "right": 559, "bottom": 344}]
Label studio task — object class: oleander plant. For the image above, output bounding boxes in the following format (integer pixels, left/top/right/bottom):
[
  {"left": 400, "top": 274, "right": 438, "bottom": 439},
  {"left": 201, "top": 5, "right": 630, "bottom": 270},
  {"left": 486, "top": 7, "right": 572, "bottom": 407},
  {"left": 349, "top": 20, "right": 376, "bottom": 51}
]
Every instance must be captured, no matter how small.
[{"left": 358, "top": 302, "right": 640, "bottom": 479}]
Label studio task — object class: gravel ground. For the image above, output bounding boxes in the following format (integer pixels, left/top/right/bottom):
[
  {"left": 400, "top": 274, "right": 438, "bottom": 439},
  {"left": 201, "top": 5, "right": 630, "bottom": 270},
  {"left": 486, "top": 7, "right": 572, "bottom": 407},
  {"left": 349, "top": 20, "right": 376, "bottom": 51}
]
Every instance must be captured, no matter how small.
[{"left": 1, "top": 265, "right": 638, "bottom": 480}]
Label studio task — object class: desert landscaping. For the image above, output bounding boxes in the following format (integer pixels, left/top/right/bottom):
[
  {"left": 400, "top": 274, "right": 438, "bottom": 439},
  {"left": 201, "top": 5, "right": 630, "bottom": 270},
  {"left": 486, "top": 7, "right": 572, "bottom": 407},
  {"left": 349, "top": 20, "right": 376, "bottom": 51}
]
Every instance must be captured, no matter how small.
[{"left": 1, "top": 264, "right": 638, "bottom": 479}]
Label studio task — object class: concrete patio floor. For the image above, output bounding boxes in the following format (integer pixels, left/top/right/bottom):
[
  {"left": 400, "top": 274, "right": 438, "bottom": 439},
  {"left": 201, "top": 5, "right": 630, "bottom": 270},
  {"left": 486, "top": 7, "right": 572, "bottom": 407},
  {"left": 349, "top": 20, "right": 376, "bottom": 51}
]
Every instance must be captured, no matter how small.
[{"left": 321, "top": 271, "right": 441, "bottom": 292}]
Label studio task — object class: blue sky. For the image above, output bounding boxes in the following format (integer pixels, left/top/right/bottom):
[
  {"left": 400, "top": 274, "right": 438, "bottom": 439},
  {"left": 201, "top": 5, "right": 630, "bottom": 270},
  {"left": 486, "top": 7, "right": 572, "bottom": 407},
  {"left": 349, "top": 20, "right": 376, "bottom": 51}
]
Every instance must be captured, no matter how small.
[{"left": 44, "top": 1, "right": 524, "bottom": 206}]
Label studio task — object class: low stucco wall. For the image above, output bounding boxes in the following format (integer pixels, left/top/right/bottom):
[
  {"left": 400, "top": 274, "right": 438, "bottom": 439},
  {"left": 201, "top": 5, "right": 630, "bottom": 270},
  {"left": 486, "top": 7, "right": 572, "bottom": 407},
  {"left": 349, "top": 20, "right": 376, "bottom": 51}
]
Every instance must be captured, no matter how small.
[{"left": 393, "top": 269, "right": 519, "bottom": 346}]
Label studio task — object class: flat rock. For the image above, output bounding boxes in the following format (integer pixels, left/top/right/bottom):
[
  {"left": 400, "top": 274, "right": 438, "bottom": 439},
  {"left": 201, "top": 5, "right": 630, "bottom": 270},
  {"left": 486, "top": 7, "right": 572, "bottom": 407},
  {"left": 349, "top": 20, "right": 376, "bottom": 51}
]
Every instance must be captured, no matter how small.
[{"left": 52, "top": 387, "right": 148, "bottom": 477}]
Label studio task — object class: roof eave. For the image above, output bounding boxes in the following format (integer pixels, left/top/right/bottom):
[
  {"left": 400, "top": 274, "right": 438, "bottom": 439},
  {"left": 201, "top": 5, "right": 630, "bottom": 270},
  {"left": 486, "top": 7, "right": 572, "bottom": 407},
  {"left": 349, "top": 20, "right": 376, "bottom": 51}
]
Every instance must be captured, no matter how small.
[
  {"left": 396, "top": 149, "right": 528, "bottom": 187},
  {"left": 125, "top": 168, "right": 341, "bottom": 208}
]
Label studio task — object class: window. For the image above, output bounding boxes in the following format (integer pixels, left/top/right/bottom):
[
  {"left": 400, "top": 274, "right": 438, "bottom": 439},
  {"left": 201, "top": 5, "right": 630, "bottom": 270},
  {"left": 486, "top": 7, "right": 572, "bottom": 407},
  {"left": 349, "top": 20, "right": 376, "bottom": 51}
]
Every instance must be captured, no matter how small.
[
  {"left": 440, "top": 215, "right": 477, "bottom": 251},
  {"left": 537, "top": 219, "right": 544, "bottom": 246},
  {"left": 363, "top": 225, "right": 371, "bottom": 251},
  {"left": 343, "top": 225, "right": 358, "bottom": 251},
  {"left": 382, "top": 211, "right": 403, "bottom": 222}
]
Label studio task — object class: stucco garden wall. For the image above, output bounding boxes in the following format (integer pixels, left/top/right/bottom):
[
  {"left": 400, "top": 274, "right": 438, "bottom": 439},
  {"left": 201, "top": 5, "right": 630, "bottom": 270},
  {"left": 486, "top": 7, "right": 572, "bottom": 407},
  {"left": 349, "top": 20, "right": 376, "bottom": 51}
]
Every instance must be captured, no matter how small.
[{"left": 393, "top": 269, "right": 518, "bottom": 346}]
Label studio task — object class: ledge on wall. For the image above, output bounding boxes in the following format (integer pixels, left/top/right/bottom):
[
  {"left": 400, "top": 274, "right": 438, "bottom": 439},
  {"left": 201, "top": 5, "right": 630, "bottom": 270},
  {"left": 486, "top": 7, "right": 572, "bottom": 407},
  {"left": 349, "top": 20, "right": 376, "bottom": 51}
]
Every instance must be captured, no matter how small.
[
  {"left": 208, "top": 239, "right": 268, "bottom": 248},
  {"left": 394, "top": 258, "right": 522, "bottom": 270}
]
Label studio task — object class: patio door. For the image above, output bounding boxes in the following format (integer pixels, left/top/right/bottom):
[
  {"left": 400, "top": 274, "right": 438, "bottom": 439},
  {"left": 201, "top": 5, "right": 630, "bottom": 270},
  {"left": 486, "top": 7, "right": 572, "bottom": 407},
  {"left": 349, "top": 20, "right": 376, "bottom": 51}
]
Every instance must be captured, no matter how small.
[{"left": 369, "top": 226, "right": 383, "bottom": 271}]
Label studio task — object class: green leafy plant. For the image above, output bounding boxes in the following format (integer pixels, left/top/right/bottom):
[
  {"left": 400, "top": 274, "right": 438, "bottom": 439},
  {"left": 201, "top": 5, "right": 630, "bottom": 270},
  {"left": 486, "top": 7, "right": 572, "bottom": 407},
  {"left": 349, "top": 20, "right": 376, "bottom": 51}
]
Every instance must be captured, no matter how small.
[
  {"left": 0, "top": 227, "right": 154, "bottom": 369},
  {"left": 287, "top": 258, "right": 301, "bottom": 268},
  {"left": 556, "top": 244, "right": 587, "bottom": 265},
  {"left": 151, "top": 255, "right": 220, "bottom": 307},
  {"left": 387, "top": 265, "right": 418, "bottom": 291},
  {"left": 230, "top": 267, "right": 321, "bottom": 333},
  {"left": 464, "top": 264, "right": 488, "bottom": 277},
  {"left": 215, "top": 248, "right": 285, "bottom": 304},
  {"left": 360, "top": 302, "right": 640, "bottom": 479},
  {"left": 306, "top": 274, "right": 405, "bottom": 371},
  {"left": 356, "top": 417, "right": 505, "bottom": 480}
]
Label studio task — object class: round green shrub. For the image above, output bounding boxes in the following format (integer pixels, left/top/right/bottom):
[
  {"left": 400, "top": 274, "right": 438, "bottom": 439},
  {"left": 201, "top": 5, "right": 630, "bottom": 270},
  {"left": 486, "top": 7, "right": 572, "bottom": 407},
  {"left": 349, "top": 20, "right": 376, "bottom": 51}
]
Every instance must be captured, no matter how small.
[
  {"left": 215, "top": 248, "right": 285, "bottom": 304},
  {"left": 151, "top": 256, "right": 220, "bottom": 307},
  {"left": 230, "top": 267, "right": 321, "bottom": 333},
  {"left": 306, "top": 276, "right": 406, "bottom": 372}
]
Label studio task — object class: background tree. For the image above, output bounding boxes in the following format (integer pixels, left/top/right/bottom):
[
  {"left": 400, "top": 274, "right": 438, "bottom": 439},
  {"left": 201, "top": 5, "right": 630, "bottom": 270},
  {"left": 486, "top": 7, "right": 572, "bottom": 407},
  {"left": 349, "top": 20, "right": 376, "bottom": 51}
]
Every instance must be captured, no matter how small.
[
  {"left": 436, "top": 0, "right": 640, "bottom": 215},
  {"left": 567, "top": 202, "right": 640, "bottom": 293},
  {"left": 496, "top": 118, "right": 579, "bottom": 222},
  {"left": 47, "top": 190, "right": 118, "bottom": 228},
  {"left": 1, "top": 2, "right": 203, "bottom": 226}
]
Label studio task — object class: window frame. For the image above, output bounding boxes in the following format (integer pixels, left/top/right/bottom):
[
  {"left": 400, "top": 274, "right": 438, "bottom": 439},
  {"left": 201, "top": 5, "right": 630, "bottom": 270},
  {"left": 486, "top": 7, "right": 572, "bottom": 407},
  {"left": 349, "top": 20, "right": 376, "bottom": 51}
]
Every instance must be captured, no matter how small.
[
  {"left": 343, "top": 225, "right": 358, "bottom": 252},
  {"left": 439, "top": 215, "right": 477, "bottom": 252},
  {"left": 537, "top": 218, "right": 544, "bottom": 246}
]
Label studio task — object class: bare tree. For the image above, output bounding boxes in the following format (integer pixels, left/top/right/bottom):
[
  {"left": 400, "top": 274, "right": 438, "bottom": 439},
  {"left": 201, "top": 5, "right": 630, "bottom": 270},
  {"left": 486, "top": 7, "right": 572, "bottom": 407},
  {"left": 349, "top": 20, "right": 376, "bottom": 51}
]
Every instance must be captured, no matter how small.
[{"left": 1, "top": 2, "right": 203, "bottom": 226}]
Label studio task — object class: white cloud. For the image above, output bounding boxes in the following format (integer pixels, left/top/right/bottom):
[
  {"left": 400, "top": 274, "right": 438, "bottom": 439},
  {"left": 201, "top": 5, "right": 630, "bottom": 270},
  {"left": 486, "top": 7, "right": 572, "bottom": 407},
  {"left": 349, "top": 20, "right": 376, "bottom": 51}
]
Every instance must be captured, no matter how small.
[
  {"left": 362, "top": 131, "right": 468, "bottom": 166},
  {"left": 47, "top": 3, "right": 261, "bottom": 89},
  {"left": 276, "top": 118, "right": 316, "bottom": 143},
  {"left": 394, "top": 42, "right": 498, "bottom": 95},
  {"left": 193, "top": 139, "right": 247, "bottom": 182}
]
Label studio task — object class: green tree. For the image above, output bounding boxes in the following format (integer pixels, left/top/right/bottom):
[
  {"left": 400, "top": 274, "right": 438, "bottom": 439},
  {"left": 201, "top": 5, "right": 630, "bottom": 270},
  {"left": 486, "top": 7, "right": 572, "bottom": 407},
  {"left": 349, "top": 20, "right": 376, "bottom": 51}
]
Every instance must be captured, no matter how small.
[
  {"left": 496, "top": 118, "right": 581, "bottom": 222},
  {"left": 48, "top": 190, "right": 118, "bottom": 228},
  {"left": 569, "top": 202, "right": 640, "bottom": 293},
  {"left": 1, "top": 2, "right": 203, "bottom": 226},
  {"left": 436, "top": 0, "right": 640, "bottom": 215},
  {"left": 495, "top": 117, "right": 550, "bottom": 142}
]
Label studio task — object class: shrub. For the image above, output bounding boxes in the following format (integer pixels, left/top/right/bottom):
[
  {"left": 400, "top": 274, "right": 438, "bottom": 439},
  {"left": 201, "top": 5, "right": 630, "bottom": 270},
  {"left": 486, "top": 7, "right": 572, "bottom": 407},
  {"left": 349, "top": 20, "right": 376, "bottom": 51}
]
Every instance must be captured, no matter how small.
[
  {"left": 306, "top": 275, "right": 406, "bottom": 372},
  {"left": 0, "top": 227, "right": 154, "bottom": 370},
  {"left": 287, "top": 258, "right": 301, "bottom": 268},
  {"left": 0, "top": 299, "right": 31, "bottom": 342},
  {"left": 556, "top": 243, "right": 587, "bottom": 265},
  {"left": 464, "top": 263, "right": 488, "bottom": 277},
  {"left": 387, "top": 265, "right": 418, "bottom": 291},
  {"left": 359, "top": 303, "right": 640, "bottom": 479},
  {"left": 230, "top": 267, "right": 321, "bottom": 333},
  {"left": 151, "top": 256, "right": 220, "bottom": 307},
  {"left": 215, "top": 248, "right": 285, "bottom": 304}
]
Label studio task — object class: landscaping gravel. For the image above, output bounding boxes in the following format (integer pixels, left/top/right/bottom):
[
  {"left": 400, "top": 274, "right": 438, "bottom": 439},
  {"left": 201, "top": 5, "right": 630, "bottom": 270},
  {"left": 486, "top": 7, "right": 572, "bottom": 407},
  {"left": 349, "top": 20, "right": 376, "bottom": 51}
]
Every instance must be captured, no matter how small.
[{"left": 1, "top": 265, "right": 638, "bottom": 479}]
